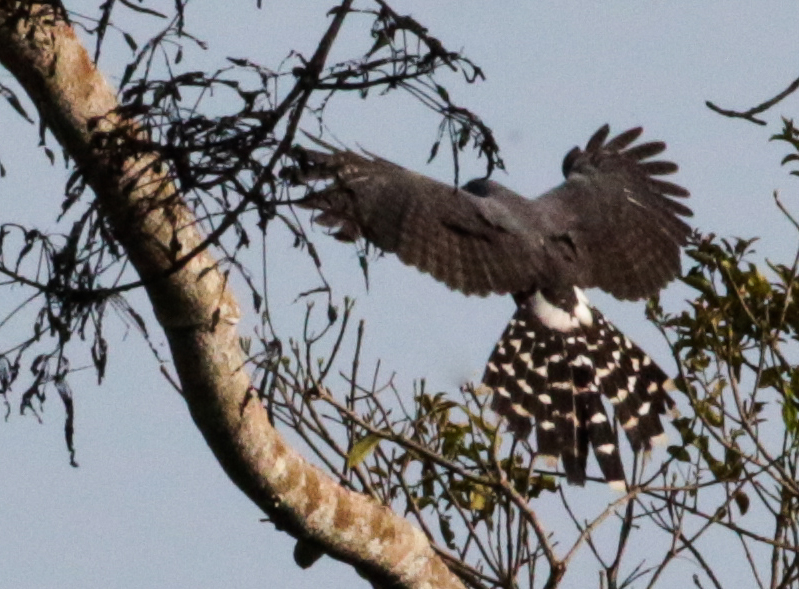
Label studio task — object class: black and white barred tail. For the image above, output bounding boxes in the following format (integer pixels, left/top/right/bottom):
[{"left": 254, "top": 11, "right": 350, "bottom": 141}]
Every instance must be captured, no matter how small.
[{"left": 483, "top": 287, "right": 675, "bottom": 489}]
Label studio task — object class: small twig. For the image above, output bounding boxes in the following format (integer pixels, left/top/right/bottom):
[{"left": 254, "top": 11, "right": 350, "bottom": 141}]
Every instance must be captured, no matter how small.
[
  {"left": 607, "top": 493, "right": 637, "bottom": 586},
  {"left": 706, "top": 75, "right": 799, "bottom": 126},
  {"left": 561, "top": 488, "right": 641, "bottom": 567},
  {"left": 678, "top": 532, "right": 725, "bottom": 589},
  {"left": 488, "top": 432, "right": 563, "bottom": 586}
]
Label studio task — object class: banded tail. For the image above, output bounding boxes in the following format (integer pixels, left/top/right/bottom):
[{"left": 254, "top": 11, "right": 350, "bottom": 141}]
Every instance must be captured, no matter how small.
[{"left": 484, "top": 288, "right": 675, "bottom": 488}]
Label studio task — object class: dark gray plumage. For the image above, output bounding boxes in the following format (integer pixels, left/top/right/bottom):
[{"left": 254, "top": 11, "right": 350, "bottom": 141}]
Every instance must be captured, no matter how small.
[{"left": 289, "top": 125, "right": 691, "bottom": 488}]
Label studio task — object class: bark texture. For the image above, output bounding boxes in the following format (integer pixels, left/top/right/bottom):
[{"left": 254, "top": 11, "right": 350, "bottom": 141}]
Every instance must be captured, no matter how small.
[{"left": 0, "top": 3, "right": 464, "bottom": 588}]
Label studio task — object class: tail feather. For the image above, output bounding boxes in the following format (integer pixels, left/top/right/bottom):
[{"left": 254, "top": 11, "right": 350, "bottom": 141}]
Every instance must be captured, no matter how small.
[{"left": 484, "top": 293, "right": 673, "bottom": 487}]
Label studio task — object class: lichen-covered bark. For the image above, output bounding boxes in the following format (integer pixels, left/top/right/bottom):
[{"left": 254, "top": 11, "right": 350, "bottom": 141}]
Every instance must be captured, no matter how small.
[{"left": 0, "top": 3, "right": 464, "bottom": 588}]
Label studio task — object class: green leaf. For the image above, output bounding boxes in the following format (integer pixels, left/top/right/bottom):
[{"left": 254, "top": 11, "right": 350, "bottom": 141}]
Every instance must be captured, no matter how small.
[
  {"left": 733, "top": 491, "right": 750, "bottom": 515},
  {"left": 757, "top": 366, "right": 783, "bottom": 389},
  {"left": 683, "top": 273, "right": 716, "bottom": 298},
  {"left": 293, "top": 538, "right": 324, "bottom": 569},
  {"left": 458, "top": 126, "right": 470, "bottom": 149},
  {"left": 427, "top": 140, "right": 440, "bottom": 163},
  {"left": 346, "top": 433, "right": 382, "bottom": 468},
  {"left": 438, "top": 514, "right": 455, "bottom": 549},
  {"left": 367, "top": 32, "right": 391, "bottom": 57},
  {"left": 2, "top": 89, "right": 32, "bottom": 123},
  {"left": 469, "top": 488, "right": 486, "bottom": 511},
  {"left": 327, "top": 304, "right": 338, "bottom": 324},
  {"left": 667, "top": 445, "right": 691, "bottom": 462},
  {"left": 123, "top": 32, "right": 138, "bottom": 51},
  {"left": 358, "top": 253, "right": 370, "bottom": 290}
]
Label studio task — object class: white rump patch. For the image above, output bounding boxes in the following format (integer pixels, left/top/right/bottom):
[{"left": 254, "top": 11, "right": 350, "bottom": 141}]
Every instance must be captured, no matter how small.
[
  {"left": 539, "top": 420, "right": 555, "bottom": 431},
  {"left": 638, "top": 401, "right": 652, "bottom": 416},
  {"left": 518, "top": 352, "right": 532, "bottom": 365},
  {"left": 487, "top": 362, "right": 499, "bottom": 373},
  {"left": 538, "top": 394, "right": 552, "bottom": 405},
  {"left": 630, "top": 357, "right": 640, "bottom": 371},
  {"left": 518, "top": 380, "right": 533, "bottom": 394},
  {"left": 496, "top": 387, "right": 510, "bottom": 398},
  {"left": 503, "top": 364, "right": 516, "bottom": 377},
  {"left": 532, "top": 288, "right": 594, "bottom": 332},
  {"left": 532, "top": 291, "right": 578, "bottom": 332},
  {"left": 534, "top": 366, "right": 548, "bottom": 377},
  {"left": 590, "top": 413, "right": 608, "bottom": 424},
  {"left": 508, "top": 339, "right": 522, "bottom": 351}
]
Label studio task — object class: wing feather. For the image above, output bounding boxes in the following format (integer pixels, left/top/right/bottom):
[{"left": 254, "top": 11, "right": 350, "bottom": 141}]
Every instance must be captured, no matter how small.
[
  {"left": 289, "top": 125, "right": 692, "bottom": 301},
  {"left": 528, "top": 126, "right": 692, "bottom": 299},
  {"left": 602, "top": 126, "right": 642, "bottom": 151},
  {"left": 291, "top": 148, "right": 547, "bottom": 296}
]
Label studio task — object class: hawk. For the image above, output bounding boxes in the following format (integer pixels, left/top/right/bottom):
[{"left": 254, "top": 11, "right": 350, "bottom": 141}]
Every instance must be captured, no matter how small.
[{"left": 288, "top": 125, "right": 691, "bottom": 488}]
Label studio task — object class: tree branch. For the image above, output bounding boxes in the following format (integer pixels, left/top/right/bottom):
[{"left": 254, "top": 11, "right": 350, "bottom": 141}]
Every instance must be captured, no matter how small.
[
  {"left": 706, "top": 75, "right": 799, "bottom": 126},
  {"left": 0, "top": 3, "right": 463, "bottom": 587}
]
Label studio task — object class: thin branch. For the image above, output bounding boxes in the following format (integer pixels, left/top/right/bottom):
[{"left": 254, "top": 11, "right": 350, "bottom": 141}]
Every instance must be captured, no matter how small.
[{"left": 706, "top": 75, "right": 799, "bottom": 126}]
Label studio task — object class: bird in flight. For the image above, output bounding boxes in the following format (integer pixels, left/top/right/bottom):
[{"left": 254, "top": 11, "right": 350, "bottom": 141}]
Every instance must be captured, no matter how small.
[{"left": 288, "top": 125, "right": 691, "bottom": 489}]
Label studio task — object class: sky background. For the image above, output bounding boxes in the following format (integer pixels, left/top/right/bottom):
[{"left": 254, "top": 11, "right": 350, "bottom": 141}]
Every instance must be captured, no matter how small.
[{"left": 2, "top": 2, "right": 799, "bottom": 588}]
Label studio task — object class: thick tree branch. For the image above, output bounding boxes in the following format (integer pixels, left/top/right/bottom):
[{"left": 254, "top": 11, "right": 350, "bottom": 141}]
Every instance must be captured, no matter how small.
[{"left": 0, "top": 3, "right": 463, "bottom": 588}]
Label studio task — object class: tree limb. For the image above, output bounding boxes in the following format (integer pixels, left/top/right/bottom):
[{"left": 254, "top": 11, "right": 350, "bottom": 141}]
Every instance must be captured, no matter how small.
[{"left": 0, "top": 3, "right": 463, "bottom": 587}]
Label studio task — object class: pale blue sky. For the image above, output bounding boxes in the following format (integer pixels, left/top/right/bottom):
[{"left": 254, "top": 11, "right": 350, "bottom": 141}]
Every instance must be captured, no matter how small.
[{"left": 2, "top": 2, "right": 798, "bottom": 588}]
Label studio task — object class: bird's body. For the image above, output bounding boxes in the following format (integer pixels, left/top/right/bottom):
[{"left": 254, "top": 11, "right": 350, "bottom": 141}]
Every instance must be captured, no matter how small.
[{"left": 289, "top": 125, "right": 691, "bottom": 488}]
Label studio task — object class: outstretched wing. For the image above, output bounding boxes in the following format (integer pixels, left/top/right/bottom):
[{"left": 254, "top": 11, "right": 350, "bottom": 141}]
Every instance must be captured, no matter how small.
[
  {"left": 527, "top": 125, "right": 692, "bottom": 300},
  {"left": 288, "top": 141, "right": 548, "bottom": 297},
  {"left": 289, "top": 126, "right": 691, "bottom": 301}
]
